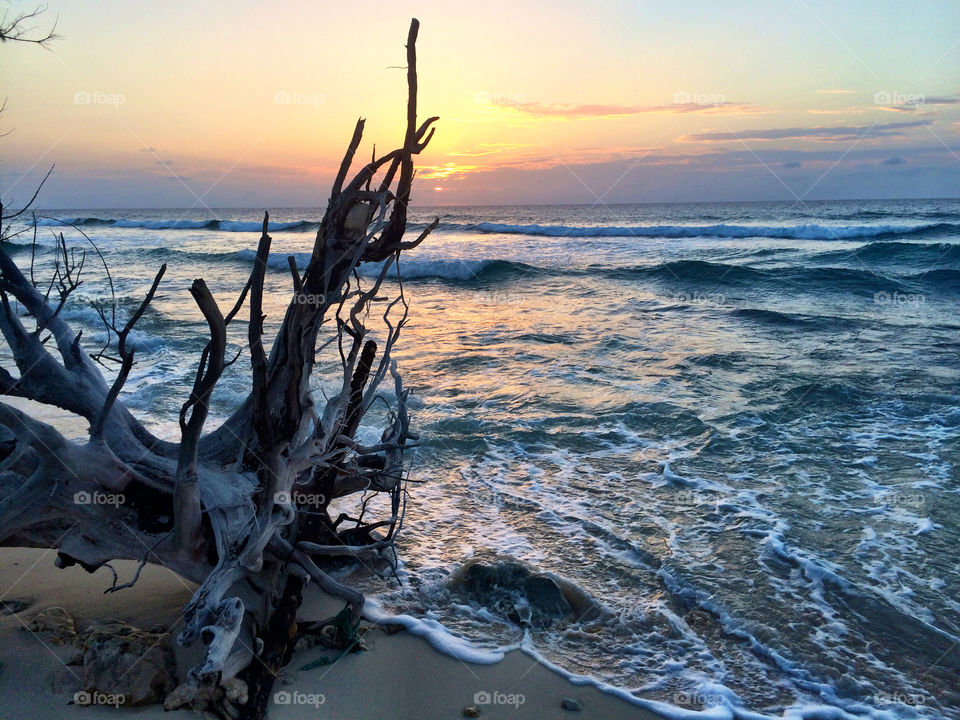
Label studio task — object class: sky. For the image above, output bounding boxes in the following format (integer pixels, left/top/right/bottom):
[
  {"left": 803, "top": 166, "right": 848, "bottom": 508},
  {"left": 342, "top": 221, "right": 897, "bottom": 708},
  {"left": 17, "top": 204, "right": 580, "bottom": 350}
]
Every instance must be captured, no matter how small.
[{"left": 2, "top": 0, "right": 959, "bottom": 209}]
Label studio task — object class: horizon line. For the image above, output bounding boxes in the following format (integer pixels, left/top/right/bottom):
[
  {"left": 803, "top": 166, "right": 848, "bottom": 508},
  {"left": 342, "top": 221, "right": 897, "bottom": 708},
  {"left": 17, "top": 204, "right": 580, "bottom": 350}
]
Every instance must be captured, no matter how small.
[{"left": 34, "top": 195, "right": 960, "bottom": 212}]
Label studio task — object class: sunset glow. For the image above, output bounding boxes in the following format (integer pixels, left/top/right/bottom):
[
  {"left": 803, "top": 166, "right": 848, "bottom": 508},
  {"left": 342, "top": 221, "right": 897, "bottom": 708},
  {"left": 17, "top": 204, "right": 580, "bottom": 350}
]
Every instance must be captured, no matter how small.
[{"left": 3, "top": 0, "right": 959, "bottom": 208}]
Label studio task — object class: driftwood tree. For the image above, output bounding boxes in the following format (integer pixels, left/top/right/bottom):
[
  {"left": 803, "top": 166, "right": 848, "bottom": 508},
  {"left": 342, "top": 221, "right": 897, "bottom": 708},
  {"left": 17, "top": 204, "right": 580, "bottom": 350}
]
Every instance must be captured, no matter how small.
[{"left": 0, "top": 18, "right": 435, "bottom": 719}]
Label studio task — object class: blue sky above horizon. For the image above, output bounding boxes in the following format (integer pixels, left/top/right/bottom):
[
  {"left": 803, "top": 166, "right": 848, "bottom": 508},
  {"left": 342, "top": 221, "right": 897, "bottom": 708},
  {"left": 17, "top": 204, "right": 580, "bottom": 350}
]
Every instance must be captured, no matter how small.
[{"left": 2, "top": 0, "right": 959, "bottom": 209}]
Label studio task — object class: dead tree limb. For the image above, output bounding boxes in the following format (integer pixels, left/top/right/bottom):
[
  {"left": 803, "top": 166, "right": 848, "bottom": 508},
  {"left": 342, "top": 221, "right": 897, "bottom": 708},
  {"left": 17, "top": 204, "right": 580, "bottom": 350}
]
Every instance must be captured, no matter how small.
[{"left": 0, "top": 17, "right": 436, "bottom": 720}]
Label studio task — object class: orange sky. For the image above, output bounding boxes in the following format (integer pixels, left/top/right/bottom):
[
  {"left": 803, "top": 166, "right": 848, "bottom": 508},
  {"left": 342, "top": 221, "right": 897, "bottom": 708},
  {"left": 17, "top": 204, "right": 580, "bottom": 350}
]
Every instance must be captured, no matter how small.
[{"left": 2, "top": 0, "right": 959, "bottom": 207}]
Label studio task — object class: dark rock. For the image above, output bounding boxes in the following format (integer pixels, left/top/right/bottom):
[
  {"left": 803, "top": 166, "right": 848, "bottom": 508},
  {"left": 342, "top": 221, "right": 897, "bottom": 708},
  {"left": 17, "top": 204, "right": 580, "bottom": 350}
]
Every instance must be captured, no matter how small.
[
  {"left": 0, "top": 425, "right": 16, "bottom": 460},
  {"left": 80, "top": 618, "right": 175, "bottom": 706},
  {"left": 561, "top": 697, "right": 582, "bottom": 711},
  {"left": 0, "top": 598, "right": 33, "bottom": 615},
  {"left": 458, "top": 561, "right": 573, "bottom": 628},
  {"left": 523, "top": 574, "right": 570, "bottom": 617},
  {"left": 26, "top": 607, "right": 77, "bottom": 644},
  {"left": 463, "top": 706, "right": 481, "bottom": 717}
]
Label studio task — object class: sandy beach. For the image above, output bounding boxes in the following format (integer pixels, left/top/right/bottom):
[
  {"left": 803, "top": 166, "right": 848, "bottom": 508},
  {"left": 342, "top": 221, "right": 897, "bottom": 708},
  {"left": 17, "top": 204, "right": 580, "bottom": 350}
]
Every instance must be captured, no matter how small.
[{"left": 0, "top": 548, "right": 661, "bottom": 720}]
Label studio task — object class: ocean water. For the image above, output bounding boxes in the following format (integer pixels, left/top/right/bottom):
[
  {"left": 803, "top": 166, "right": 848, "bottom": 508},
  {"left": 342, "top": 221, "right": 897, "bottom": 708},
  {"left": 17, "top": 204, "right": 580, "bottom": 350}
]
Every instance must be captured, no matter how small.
[{"left": 12, "top": 199, "right": 960, "bottom": 719}]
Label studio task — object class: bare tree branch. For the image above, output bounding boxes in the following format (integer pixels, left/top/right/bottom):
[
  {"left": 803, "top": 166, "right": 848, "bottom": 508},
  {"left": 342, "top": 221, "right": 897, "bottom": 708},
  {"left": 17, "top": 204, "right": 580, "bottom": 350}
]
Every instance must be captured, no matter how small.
[{"left": 0, "top": 4, "right": 59, "bottom": 47}]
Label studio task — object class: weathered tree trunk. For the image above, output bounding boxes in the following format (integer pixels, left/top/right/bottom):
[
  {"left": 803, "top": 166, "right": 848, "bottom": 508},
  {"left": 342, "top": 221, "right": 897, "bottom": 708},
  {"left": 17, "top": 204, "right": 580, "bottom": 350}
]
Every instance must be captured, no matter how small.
[{"left": 0, "top": 18, "right": 435, "bottom": 720}]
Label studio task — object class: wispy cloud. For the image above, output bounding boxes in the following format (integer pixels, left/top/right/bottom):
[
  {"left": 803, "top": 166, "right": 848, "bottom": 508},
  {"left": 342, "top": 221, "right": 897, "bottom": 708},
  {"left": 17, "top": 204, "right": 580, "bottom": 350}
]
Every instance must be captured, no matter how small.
[
  {"left": 447, "top": 143, "right": 529, "bottom": 157},
  {"left": 681, "top": 119, "right": 933, "bottom": 143},
  {"left": 922, "top": 95, "right": 960, "bottom": 105},
  {"left": 807, "top": 107, "right": 868, "bottom": 115},
  {"left": 879, "top": 95, "right": 960, "bottom": 113},
  {"left": 418, "top": 162, "right": 480, "bottom": 180},
  {"left": 424, "top": 142, "right": 960, "bottom": 204},
  {"left": 505, "top": 101, "right": 767, "bottom": 119},
  {"left": 817, "top": 89, "right": 857, "bottom": 95}
]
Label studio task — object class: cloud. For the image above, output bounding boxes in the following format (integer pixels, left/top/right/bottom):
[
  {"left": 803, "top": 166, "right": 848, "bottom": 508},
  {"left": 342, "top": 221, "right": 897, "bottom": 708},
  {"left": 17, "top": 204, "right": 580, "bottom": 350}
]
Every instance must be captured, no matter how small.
[
  {"left": 418, "top": 162, "right": 479, "bottom": 180},
  {"left": 817, "top": 89, "right": 856, "bottom": 95},
  {"left": 479, "top": 145, "right": 691, "bottom": 171},
  {"left": 880, "top": 106, "right": 938, "bottom": 114},
  {"left": 425, "top": 143, "right": 960, "bottom": 205},
  {"left": 681, "top": 119, "right": 933, "bottom": 143},
  {"left": 807, "top": 107, "right": 868, "bottom": 115},
  {"left": 882, "top": 156, "right": 906, "bottom": 165},
  {"left": 506, "top": 101, "right": 767, "bottom": 119},
  {"left": 878, "top": 95, "right": 960, "bottom": 113},
  {"left": 447, "top": 143, "right": 529, "bottom": 157},
  {"left": 923, "top": 96, "right": 960, "bottom": 105}
]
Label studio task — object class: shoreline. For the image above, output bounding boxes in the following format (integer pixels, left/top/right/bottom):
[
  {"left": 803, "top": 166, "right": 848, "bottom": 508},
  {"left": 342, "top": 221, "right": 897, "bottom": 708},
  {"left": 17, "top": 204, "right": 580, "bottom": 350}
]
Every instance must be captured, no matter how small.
[{"left": 0, "top": 547, "right": 661, "bottom": 719}]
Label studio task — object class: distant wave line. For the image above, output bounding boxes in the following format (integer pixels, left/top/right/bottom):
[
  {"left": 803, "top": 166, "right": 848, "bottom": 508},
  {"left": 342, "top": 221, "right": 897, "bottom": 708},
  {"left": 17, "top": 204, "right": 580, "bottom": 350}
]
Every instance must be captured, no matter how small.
[{"left": 33, "top": 216, "right": 960, "bottom": 240}]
